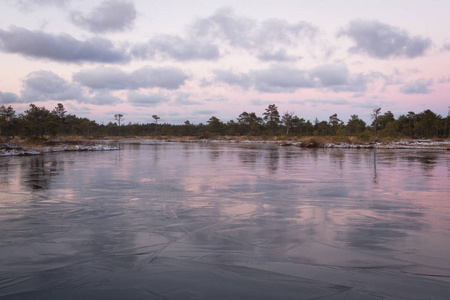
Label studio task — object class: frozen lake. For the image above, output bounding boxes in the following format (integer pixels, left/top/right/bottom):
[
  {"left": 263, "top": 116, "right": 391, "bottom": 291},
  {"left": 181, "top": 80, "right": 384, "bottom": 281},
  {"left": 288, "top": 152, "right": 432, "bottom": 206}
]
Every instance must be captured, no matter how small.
[{"left": 1, "top": 142, "right": 449, "bottom": 299}]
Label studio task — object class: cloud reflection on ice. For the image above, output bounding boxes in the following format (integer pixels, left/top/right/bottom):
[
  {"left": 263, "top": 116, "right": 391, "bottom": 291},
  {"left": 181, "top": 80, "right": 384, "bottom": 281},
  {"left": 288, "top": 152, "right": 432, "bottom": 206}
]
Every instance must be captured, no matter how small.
[{"left": 0, "top": 143, "right": 449, "bottom": 299}]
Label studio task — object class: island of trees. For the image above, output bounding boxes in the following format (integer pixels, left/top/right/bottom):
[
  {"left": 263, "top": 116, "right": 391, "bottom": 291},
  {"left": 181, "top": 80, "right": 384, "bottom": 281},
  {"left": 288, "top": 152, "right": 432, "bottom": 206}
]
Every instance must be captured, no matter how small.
[{"left": 1, "top": 103, "right": 449, "bottom": 142}]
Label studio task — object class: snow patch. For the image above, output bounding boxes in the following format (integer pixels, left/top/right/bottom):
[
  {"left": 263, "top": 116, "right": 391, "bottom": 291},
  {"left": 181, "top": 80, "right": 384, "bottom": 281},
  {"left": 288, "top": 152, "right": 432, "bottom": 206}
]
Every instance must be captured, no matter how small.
[{"left": 0, "top": 143, "right": 119, "bottom": 157}]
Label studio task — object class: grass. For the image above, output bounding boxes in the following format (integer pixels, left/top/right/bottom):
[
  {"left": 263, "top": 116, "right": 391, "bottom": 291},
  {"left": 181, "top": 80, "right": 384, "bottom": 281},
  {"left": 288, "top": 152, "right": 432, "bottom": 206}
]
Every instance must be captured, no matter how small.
[{"left": 2, "top": 135, "right": 449, "bottom": 151}]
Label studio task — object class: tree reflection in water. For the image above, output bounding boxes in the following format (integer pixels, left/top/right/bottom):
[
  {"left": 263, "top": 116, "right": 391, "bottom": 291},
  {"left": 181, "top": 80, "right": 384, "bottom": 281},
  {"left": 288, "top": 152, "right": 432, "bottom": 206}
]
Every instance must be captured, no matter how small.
[{"left": 0, "top": 144, "right": 449, "bottom": 299}]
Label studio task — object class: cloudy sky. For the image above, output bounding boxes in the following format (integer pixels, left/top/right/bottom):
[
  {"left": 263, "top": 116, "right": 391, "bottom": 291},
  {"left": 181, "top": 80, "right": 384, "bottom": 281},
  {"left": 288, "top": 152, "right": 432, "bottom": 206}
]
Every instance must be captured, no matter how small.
[{"left": 1, "top": 0, "right": 449, "bottom": 125}]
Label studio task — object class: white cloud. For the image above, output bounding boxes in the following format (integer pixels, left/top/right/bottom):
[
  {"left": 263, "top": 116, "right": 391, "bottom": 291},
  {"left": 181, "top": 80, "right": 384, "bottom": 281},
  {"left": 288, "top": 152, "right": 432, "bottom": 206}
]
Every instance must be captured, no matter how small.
[
  {"left": 254, "top": 18, "right": 317, "bottom": 47},
  {"left": 132, "top": 34, "right": 220, "bottom": 61},
  {"left": 438, "top": 76, "right": 450, "bottom": 83},
  {"left": 0, "top": 26, "right": 129, "bottom": 63},
  {"left": 73, "top": 66, "right": 189, "bottom": 90},
  {"left": 215, "top": 64, "right": 368, "bottom": 93},
  {"left": 340, "top": 20, "right": 431, "bottom": 59},
  {"left": 256, "top": 49, "right": 299, "bottom": 62},
  {"left": 251, "top": 65, "right": 314, "bottom": 93},
  {"left": 21, "top": 70, "right": 84, "bottom": 102},
  {"left": 174, "top": 93, "right": 202, "bottom": 105},
  {"left": 71, "top": 0, "right": 136, "bottom": 33},
  {"left": 190, "top": 7, "right": 255, "bottom": 48},
  {"left": 442, "top": 41, "right": 450, "bottom": 51},
  {"left": 311, "top": 64, "right": 349, "bottom": 86},
  {"left": 7, "top": 70, "right": 126, "bottom": 105},
  {"left": 87, "top": 91, "right": 122, "bottom": 105},
  {"left": 13, "top": 0, "right": 69, "bottom": 11},
  {"left": 127, "top": 91, "right": 169, "bottom": 107},
  {"left": 0, "top": 91, "right": 21, "bottom": 104},
  {"left": 400, "top": 78, "right": 433, "bottom": 94},
  {"left": 130, "top": 7, "right": 317, "bottom": 63},
  {"left": 214, "top": 70, "right": 252, "bottom": 89},
  {"left": 193, "top": 109, "right": 217, "bottom": 116},
  {"left": 290, "top": 98, "right": 350, "bottom": 106},
  {"left": 192, "top": 8, "right": 316, "bottom": 49}
]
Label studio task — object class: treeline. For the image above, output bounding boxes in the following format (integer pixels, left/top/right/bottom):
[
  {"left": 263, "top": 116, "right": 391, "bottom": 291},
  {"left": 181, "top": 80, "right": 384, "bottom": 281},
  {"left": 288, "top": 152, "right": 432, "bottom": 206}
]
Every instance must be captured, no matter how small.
[{"left": 1, "top": 103, "right": 449, "bottom": 140}]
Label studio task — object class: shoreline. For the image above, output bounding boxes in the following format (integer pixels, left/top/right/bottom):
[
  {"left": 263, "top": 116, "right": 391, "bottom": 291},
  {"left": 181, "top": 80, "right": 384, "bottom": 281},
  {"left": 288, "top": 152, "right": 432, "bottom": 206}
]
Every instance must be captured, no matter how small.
[
  {"left": 0, "top": 140, "right": 119, "bottom": 157},
  {"left": 113, "top": 136, "right": 450, "bottom": 150},
  {"left": 1, "top": 137, "right": 449, "bottom": 156}
]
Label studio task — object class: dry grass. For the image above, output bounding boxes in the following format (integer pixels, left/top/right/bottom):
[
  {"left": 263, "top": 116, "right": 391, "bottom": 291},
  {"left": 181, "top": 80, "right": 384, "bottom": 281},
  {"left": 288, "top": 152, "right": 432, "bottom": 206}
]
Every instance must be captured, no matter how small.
[{"left": 3, "top": 135, "right": 449, "bottom": 151}]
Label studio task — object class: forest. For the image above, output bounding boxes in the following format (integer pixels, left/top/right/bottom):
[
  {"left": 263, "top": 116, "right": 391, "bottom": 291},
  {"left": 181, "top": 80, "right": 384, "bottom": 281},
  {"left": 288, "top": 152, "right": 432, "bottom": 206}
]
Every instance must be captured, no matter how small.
[{"left": 0, "top": 103, "right": 449, "bottom": 141}]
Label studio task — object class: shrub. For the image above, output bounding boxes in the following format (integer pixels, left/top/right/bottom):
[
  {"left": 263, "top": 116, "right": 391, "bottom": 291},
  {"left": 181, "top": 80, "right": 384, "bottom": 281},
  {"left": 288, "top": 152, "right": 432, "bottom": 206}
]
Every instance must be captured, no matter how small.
[{"left": 358, "top": 129, "right": 372, "bottom": 142}]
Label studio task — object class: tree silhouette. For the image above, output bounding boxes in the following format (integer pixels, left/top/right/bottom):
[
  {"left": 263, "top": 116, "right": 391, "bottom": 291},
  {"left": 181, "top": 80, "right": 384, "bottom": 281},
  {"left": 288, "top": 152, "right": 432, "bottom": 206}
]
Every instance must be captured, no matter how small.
[
  {"left": 152, "top": 114, "right": 160, "bottom": 135},
  {"left": 0, "top": 105, "right": 17, "bottom": 139},
  {"left": 0, "top": 102, "right": 448, "bottom": 140},
  {"left": 114, "top": 114, "right": 123, "bottom": 126},
  {"left": 371, "top": 108, "right": 381, "bottom": 136},
  {"left": 22, "top": 104, "right": 56, "bottom": 138},
  {"left": 207, "top": 116, "right": 224, "bottom": 135},
  {"left": 346, "top": 115, "right": 366, "bottom": 136},
  {"left": 282, "top": 112, "right": 295, "bottom": 136},
  {"left": 263, "top": 104, "right": 281, "bottom": 135}
]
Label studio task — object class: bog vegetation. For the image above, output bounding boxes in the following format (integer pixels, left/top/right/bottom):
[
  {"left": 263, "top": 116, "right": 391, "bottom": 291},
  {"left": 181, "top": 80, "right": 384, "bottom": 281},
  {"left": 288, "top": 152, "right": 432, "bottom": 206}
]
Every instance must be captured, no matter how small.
[{"left": 1, "top": 103, "right": 449, "bottom": 141}]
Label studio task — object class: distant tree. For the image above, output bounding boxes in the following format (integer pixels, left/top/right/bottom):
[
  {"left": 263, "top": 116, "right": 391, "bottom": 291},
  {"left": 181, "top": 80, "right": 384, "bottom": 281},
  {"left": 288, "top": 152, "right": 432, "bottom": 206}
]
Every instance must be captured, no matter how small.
[
  {"left": 263, "top": 104, "right": 281, "bottom": 135},
  {"left": 51, "top": 103, "right": 67, "bottom": 135},
  {"left": 1, "top": 102, "right": 447, "bottom": 139},
  {"left": 291, "top": 116, "right": 305, "bottom": 136},
  {"left": 315, "top": 121, "right": 330, "bottom": 136},
  {"left": 328, "top": 113, "right": 341, "bottom": 135},
  {"left": 380, "top": 121, "right": 398, "bottom": 138},
  {"left": 207, "top": 116, "right": 224, "bottom": 135},
  {"left": 152, "top": 114, "right": 160, "bottom": 123},
  {"left": 53, "top": 103, "right": 66, "bottom": 120},
  {"left": 336, "top": 124, "right": 347, "bottom": 140},
  {"left": 182, "top": 120, "right": 196, "bottom": 136},
  {"left": 414, "top": 109, "right": 440, "bottom": 138},
  {"left": 371, "top": 108, "right": 381, "bottom": 136},
  {"left": 444, "top": 107, "right": 450, "bottom": 138},
  {"left": 377, "top": 111, "right": 395, "bottom": 131},
  {"left": 397, "top": 111, "right": 416, "bottom": 137},
  {"left": 346, "top": 115, "right": 366, "bottom": 136},
  {"left": 114, "top": 114, "right": 124, "bottom": 126},
  {"left": 152, "top": 114, "right": 160, "bottom": 135},
  {"left": 237, "top": 112, "right": 250, "bottom": 135},
  {"left": 21, "top": 104, "right": 56, "bottom": 138},
  {"left": 237, "top": 112, "right": 263, "bottom": 135},
  {"left": 226, "top": 120, "right": 240, "bottom": 135},
  {"left": 78, "top": 118, "right": 99, "bottom": 137},
  {"left": 0, "top": 105, "right": 17, "bottom": 139},
  {"left": 281, "top": 112, "right": 295, "bottom": 136},
  {"left": 303, "top": 120, "right": 314, "bottom": 136}
]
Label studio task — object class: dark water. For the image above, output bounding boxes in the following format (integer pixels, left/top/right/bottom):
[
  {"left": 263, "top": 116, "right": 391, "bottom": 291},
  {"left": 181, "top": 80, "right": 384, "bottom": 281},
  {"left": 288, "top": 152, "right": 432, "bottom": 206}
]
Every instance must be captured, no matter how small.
[{"left": 0, "top": 142, "right": 449, "bottom": 299}]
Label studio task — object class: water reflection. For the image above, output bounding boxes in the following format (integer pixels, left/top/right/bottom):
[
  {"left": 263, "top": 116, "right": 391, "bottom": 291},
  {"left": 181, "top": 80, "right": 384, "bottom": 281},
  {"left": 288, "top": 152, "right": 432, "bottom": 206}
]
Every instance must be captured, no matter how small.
[
  {"left": 329, "top": 149, "right": 345, "bottom": 170},
  {"left": 20, "top": 155, "right": 63, "bottom": 191},
  {"left": 0, "top": 158, "right": 12, "bottom": 187},
  {"left": 265, "top": 147, "right": 279, "bottom": 173},
  {"left": 412, "top": 152, "right": 438, "bottom": 173},
  {"left": 0, "top": 144, "right": 449, "bottom": 299},
  {"left": 238, "top": 146, "right": 261, "bottom": 169},
  {"left": 182, "top": 143, "right": 194, "bottom": 160},
  {"left": 373, "top": 149, "right": 378, "bottom": 184}
]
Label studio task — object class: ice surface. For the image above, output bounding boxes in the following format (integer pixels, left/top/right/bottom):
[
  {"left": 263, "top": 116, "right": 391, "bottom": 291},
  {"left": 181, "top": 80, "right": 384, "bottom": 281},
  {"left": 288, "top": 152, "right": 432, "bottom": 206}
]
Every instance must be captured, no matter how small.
[{"left": 0, "top": 144, "right": 449, "bottom": 299}]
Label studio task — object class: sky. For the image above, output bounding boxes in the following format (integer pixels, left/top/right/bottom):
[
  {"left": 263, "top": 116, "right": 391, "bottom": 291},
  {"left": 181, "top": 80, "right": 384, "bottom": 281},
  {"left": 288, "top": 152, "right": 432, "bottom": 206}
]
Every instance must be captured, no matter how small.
[{"left": 0, "top": 0, "right": 449, "bottom": 125}]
